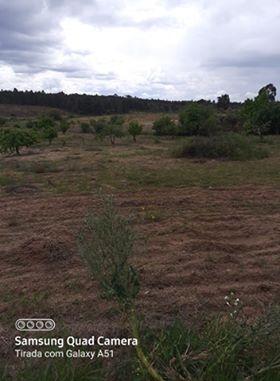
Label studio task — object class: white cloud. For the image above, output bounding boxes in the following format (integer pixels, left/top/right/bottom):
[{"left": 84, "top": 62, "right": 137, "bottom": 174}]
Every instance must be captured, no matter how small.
[{"left": 0, "top": 0, "right": 279, "bottom": 100}]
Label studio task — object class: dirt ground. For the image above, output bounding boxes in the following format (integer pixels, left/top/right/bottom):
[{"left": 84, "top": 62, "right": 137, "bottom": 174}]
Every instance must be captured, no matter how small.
[{"left": 1, "top": 186, "right": 279, "bottom": 341}]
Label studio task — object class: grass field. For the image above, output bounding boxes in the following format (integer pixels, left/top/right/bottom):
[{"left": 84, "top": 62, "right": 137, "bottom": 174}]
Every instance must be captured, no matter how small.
[{"left": 0, "top": 108, "right": 280, "bottom": 380}]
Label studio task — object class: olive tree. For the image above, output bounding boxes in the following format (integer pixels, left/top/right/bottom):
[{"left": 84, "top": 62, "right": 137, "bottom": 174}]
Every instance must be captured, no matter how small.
[
  {"left": 128, "top": 121, "right": 143, "bottom": 142},
  {"left": 0, "top": 128, "right": 38, "bottom": 155}
]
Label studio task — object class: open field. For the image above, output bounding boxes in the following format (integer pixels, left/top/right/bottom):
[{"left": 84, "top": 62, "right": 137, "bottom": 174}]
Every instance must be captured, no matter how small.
[{"left": 0, "top": 110, "right": 280, "bottom": 379}]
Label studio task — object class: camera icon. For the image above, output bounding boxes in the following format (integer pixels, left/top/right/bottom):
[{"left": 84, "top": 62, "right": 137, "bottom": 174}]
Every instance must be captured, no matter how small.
[{"left": 15, "top": 319, "right": 55, "bottom": 332}]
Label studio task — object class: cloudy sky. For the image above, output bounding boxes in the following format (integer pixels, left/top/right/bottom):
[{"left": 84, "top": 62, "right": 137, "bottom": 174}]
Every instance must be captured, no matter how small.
[{"left": 0, "top": 0, "right": 279, "bottom": 101}]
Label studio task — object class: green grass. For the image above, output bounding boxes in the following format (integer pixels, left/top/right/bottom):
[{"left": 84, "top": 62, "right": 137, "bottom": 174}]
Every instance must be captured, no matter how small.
[
  {"left": 1, "top": 134, "right": 280, "bottom": 194},
  {"left": 3, "top": 307, "right": 280, "bottom": 381},
  {"left": 95, "top": 157, "right": 280, "bottom": 189}
]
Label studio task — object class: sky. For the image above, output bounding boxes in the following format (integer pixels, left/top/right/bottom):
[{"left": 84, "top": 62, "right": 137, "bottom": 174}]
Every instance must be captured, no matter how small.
[{"left": 0, "top": 0, "right": 279, "bottom": 101}]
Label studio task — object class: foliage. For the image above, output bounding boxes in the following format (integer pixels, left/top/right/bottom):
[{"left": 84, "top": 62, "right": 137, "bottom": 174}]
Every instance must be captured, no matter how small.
[
  {"left": 0, "top": 117, "right": 6, "bottom": 126},
  {"left": 78, "top": 197, "right": 139, "bottom": 308},
  {"left": 48, "top": 109, "right": 63, "bottom": 121},
  {"left": 18, "top": 359, "right": 103, "bottom": 381},
  {"left": 90, "top": 118, "right": 107, "bottom": 135},
  {"left": 128, "top": 121, "right": 143, "bottom": 142},
  {"left": 78, "top": 196, "right": 163, "bottom": 381},
  {"left": 0, "top": 127, "right": 38, "bottom": 155},
  {"left": 152, "top": 116, "right": 178, "bottom": 136},
  {"left": 258, "top": 83, "right": 277, "bottom": 102},
  {"left": 173, "top": 133, "right": 269, "bottom": 161},
  {"left": 96, "top": 115, "right": 125, "bottom": 145},
  {"left": 217, "top": 94, "right": 230, "bottom": 110},
  {"left": 80, "top": 122, "right": 92, "bottom": 133},
  {"left": 60, "top": 119, "right": 70, "bottom": 134},
  {"left": 42, "top": 125, "right": 58, "bottom": 144},
  {"left": 3, "top": 306, "right": 280, "bottom": 380},
  {"left": 0, "top": 88, "right": 187, "bottom": 116},
  {"left": 37, "top": 117, "right": 55, "bottom": 130},
  {"left": 179, "top": 103, "right": 220, "bottom": 136},
  {"left": 242, "top": 84, "right": 280, "bottom": 136}
]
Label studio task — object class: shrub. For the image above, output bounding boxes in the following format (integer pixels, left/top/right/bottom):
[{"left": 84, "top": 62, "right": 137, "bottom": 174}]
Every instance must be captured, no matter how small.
[
  {"left": 152, "top": 116, "right": 177, "bottom": 136},
  {"left": 60, "top": 120, "right": 70, "bottom": 134},
  {"left": 78, "top": 196, "right": 163, "bottom": 381},
  {"left": 173, "top": 134, "right": 269, "bottom": 161},
  {"left": 179, "top": 103, "right": 220, "bottom": 136},
  {"left": 42, "top": 125, "right": 58, "bottom": 144},
  {"left": 94, "top": 116, "right": 125, "bottom": 145},
  {"left": 217, "top": 94, "right": 230, "bottom": 110},
  {"left": 90, "top": 118, "right": 107, "bottom": 135},
  {"left": 242, "top": 84, "right": 280, "bottom": 136},
  {"left": 80, "top": 122, "right": 92, "bottom": 133},
  {"left": 0, "top": 117, "right": 6, "bottom": 126},
  {"left": 128, "top": 121, "right": 143, "bottom": 142},
  {"left": 25, "top": 120, "right": 38, "bottom": 129},
  {"left": 48, "top": 109, "right": 63, "bottom": 121},
  {"left": 0, "top": 128, "right": 38, "bottom": 155},
  {"left": 37, "top": 117, "right": 55, "bottom": 130}
]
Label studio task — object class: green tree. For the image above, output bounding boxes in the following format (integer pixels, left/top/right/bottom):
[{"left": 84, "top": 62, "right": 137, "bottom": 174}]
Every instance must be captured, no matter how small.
[
  {"left": 242, "top": 91, "right": 272, "bottom": 139},
  {"left": 258, "top": 83, "right": 277, "bottom": 102},
  {"left": 128, "top": 121, "right": 143, "bottom": 142},
  {"left": 60, "top": 120, "right": 70, "bottom": 135},
  {"left": 80, "top": 122, "right": 92, "bottom": 133},
  {"left": 42, "top": 126, "right": 58, "bottom": 144},
  {"left": 0, "top": 128, "right": 38, "bottom": 155},
  {"left": 179, "top": 103, "right": 219, "bottom": 136},
  {"left": 90, "top": 118, "right": 107, "bottom": 135},
  {"left": 97, "top": 115, "right": 125, "bottom": 145},
  {"left": 217, "top": 94, "right": 230, "bottom": 110},
  {"left": 152, "top": 116, "right": 177, "bottom": 136}
]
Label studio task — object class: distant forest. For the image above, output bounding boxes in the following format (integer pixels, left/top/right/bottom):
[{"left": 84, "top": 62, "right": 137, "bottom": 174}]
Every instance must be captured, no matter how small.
[
  {"left": 0, "top": 89, "right": 240, "bottom": 116},
  {"left": 0, "top": 89, "right": 189, "bottom": 115}
]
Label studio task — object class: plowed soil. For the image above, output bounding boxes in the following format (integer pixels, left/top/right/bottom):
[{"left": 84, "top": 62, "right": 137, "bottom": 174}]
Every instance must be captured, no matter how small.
[{"left": 1, "top": 186, "right": 280, "bottom": 338}]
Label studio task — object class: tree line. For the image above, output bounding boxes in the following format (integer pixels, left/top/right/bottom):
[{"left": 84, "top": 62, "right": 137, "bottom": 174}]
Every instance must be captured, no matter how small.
[{"left": 0, "top": 89, "right": 189, "bottom": 115}]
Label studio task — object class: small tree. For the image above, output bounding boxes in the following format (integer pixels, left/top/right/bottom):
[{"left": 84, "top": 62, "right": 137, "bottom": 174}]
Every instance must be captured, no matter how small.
[
  {"left": 80, "top": 122, "right": 92, "bottom": 133},
  {"left": 0, "top": 128, "right": 38, "bottom": 155},
  {"left": 258, "top": 83, "right": 276, "bottom": 102},
  {"left": 242, "top": 91, "right": 272, "bottom": 140},
  {"left": 60, "top": 120, "right": 70, "bottom": 135},
  {"left": 91, "top": 118, "right": 107, "bottom": 136},
  {"left": 103, "top": 116, "right": 125, "bottom": 145},
  {"left": 179, "top": 103, "right": 219, "bottom": 136},
  {"left": 128, "top": 121, "right": 143, "bottom": 142},
  {"left": 152, "top": 116, "right": 177, "bottom": 136},
  {"left": 42, "top": 126, "right": 58, "bottom": 144}
]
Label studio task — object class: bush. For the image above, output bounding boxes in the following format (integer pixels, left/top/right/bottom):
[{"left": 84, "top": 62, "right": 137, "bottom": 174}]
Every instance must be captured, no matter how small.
[
  {"left": 97, "top": 116, "right": 125, "bottom": 145},
  {"left": 179, "top": 103, "right": 220, "bottom": 136},
  {"left": 0, "top": 128, "right": 38, "bottom": 155},
  {"left": 128, "top": 121, "right": 143, "bottom": 142},
  {"left": 90, "top": 118, "right": 107, "bottom": 135},
  {"left": 80, "top": 122, "right": 92, "bottom": 133},
  {"left": 42, "top": 125, "right": 58, "bottom": 144},
  {"left": 153, "top": 116, "right": 177, "bottom": 136},
  {"left": 173, "top": 134, "right": 269, "bottom": 161},
  {"left": 78, "top": 196, "right": 163, "bottom": 381},
  {"left": 242, "top": 84, "right": 280, "bottom": 136},
  {"left": 0, "top": 117, "right": 6, "bottom": 126},
  {"left": 60, "top": 120, "right": 70, "bottom": 134},
  {"left": 48, "top": 109, "right": 63, "bottom": 121}
]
